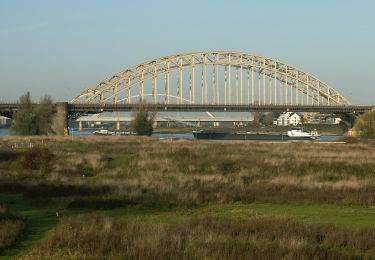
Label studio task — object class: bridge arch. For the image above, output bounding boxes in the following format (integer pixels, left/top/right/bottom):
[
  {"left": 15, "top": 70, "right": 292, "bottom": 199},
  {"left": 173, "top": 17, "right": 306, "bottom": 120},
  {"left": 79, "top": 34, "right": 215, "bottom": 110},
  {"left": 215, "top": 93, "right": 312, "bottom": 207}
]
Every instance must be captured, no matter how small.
[{"left": 71, "top": 51, "right": 351, "bottom": 106}]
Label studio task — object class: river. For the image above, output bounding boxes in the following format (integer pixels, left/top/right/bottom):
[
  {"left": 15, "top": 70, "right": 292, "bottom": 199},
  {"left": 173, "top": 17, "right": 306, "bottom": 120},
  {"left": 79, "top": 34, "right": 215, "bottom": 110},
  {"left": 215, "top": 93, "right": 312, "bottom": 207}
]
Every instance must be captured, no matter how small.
[{"left": 0, "top": 128, "right": 343, "bottom": 141}]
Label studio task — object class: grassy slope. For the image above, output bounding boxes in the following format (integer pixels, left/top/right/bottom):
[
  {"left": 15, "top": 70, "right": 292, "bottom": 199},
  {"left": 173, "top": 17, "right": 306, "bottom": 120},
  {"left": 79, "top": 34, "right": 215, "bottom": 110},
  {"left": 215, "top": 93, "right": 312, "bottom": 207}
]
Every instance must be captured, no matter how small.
[{"left": 0, "top": 194, "right": 58, "bottom": 259}]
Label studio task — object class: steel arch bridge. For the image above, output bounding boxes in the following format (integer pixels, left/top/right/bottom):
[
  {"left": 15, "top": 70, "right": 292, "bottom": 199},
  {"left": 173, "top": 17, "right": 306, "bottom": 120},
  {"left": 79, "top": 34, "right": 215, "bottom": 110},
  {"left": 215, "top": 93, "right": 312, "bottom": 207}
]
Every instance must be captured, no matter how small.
[{"left": 71, "top": 51, "right": 351, "bottom": 106}]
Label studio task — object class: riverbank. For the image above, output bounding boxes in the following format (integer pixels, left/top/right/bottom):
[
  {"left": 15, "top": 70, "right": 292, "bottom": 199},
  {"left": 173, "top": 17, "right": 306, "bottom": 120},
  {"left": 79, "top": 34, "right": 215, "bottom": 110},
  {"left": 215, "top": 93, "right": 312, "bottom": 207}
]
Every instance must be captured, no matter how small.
[{"left": 0, "top": 137, "right": 374, "bottom": 258}]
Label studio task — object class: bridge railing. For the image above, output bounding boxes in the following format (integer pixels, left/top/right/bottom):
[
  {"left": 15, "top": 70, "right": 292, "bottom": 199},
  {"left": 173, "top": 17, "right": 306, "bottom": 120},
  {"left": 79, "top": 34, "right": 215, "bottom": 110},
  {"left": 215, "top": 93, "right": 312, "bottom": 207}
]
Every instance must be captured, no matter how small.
[{"left": 1, "top": 102, "right": 373, "bottom": 113}]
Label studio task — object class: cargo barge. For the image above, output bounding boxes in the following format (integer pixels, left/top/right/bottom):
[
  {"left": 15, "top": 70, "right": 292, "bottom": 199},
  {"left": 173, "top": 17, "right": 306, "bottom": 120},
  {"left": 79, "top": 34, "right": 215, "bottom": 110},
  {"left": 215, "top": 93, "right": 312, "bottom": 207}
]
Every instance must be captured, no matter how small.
[{"left": 192, "top": 128, "right": 319, "bottom": 141}]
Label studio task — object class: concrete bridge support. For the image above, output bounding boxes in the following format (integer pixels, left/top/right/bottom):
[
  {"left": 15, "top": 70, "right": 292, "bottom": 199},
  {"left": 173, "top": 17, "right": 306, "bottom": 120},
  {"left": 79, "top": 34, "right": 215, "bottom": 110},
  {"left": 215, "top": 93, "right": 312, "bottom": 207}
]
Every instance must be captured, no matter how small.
[{"left": 52, "top": 102, "right": 68, "bottom": 136}]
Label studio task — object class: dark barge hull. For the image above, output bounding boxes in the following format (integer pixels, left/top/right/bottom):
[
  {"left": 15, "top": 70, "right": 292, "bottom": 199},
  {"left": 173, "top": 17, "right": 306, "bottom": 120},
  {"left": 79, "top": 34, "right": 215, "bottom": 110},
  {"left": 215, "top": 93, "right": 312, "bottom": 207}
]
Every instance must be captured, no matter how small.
[{"left": 192, "top": 132, "right": 314, "bottom": 140}]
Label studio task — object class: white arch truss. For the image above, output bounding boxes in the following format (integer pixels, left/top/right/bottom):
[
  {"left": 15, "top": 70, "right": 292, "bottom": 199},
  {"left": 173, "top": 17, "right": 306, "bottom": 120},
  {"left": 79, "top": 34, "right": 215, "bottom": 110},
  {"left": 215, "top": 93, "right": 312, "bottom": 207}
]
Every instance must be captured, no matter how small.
[{"left": 71, "top": 51, "right": 351, "bottom": 106}]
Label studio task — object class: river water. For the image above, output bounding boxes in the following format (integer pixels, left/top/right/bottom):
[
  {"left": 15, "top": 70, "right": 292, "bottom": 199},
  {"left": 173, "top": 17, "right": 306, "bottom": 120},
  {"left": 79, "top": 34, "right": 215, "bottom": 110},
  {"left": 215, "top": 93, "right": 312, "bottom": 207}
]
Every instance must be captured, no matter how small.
[
  {"left": 0, "top": 128, "right": 195, "bottom": 138},
  {"left": 0, "top": 129, "right": 9, "bottom": 136},
  {"left": 0, "top": 128, "right": 343, "bottom": 141}
]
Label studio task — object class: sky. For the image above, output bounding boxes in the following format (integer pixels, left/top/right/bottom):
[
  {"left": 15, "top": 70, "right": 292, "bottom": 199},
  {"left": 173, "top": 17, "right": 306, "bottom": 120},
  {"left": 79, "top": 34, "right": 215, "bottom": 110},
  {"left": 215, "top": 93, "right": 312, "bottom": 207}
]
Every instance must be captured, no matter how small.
[{"left": 0, "top": 0, "right": 374, "bottom": 104}]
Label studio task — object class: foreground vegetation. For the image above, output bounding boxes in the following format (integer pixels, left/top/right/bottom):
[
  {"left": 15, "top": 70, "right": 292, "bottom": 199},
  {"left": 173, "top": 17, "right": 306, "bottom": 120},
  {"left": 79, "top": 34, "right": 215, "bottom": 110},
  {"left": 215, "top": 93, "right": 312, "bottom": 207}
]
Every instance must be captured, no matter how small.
[
  {"left": 0, "top": 136, "right": 374, "bottom": 258},
  {"left": 354, "top": 110, "right": 375, "bottom": 139},
  {"left": 0, "top": 206, "right": 24, "bottom": 254},
  {"left": 25, "top": 215, "right": 375, "bottom": 259}
]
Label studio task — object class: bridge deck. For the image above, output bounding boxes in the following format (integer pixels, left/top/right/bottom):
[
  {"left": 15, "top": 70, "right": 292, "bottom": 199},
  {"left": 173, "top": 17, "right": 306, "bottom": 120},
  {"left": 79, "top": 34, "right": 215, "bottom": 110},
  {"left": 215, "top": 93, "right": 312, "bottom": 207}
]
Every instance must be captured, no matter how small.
[
  {"left": 0, "top": 103, "right": 373, "bottom": 115},
  {"left": 67, "top": 104, "right": 373, "bottom": 114}
]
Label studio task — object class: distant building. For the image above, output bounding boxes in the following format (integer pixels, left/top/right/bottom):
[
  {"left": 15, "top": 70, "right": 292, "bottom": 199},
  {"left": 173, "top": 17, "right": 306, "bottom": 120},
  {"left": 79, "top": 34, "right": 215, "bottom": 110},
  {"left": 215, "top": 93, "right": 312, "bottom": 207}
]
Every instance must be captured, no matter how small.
[
  {"left": 303, "top": 112, "right": 322, "bottom": 124},
  {"left": 324, "top": 117, "right": 342, "bottom": 124},
  {"left": 76, "top": 112, "right": 253, "bottom": 130},
  {"left": 0, "top": 116, "right": 11, "bottom": 127},
  {"left": 303, "top": 112, "right": 342, "bottom": 125},
  {"left": 273, "top": 112, "right": 302, "bottom": 126}
]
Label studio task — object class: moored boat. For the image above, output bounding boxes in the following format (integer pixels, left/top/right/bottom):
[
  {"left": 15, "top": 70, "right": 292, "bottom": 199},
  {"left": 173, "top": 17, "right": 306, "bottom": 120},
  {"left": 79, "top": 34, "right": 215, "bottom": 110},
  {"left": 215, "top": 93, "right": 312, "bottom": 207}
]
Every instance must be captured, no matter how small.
[
  {"left": 93, "top": 129, "right": 115, "bottom": 135},
  {"left": 93, "top": 129, "right": 137, "bottom": 136}
]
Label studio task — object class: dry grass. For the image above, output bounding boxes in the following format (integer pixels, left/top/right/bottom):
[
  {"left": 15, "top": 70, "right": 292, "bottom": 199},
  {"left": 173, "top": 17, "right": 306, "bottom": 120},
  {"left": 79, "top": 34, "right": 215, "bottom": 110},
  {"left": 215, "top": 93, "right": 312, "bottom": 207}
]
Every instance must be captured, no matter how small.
[
  {"left": 1, "top": 137, "right": 375, "bottom": 258},
  {"left": 0, "top": 206, "right": 24, "bottom": 253},
  {"left": 24, "top": 214, "right": 375, "bottom": 259},
  {"left": 1, "top": 136, "right": 375, "bottom": 206}
]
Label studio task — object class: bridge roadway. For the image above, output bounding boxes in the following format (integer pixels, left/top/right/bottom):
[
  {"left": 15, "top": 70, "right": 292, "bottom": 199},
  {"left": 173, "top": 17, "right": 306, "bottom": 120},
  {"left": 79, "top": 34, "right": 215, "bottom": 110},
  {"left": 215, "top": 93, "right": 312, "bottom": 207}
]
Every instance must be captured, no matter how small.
[
  {"left": 0, "top": 103, "right": 373, "bottom": 116},
  {"left": 67, "top": 103, "right": 373, "bottom": 114}
]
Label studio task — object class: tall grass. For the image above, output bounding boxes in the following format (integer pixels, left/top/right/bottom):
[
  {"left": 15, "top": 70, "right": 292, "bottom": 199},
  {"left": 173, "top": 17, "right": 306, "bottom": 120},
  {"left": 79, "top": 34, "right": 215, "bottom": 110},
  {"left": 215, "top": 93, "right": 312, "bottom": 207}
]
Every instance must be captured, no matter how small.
[
  {"left": 0, "top": 206, "right": 24, "bottom": 253},
  {"left": 25, "top": 214, "right": 375, "bottom": 259}
]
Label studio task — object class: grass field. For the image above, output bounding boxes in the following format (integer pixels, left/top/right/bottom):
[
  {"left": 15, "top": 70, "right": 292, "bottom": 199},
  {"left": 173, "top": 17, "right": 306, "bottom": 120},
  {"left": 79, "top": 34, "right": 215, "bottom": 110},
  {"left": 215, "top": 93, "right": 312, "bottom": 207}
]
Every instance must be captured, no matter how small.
[{"left": 0, "top": 136, "right": 374, "bottom": 258}]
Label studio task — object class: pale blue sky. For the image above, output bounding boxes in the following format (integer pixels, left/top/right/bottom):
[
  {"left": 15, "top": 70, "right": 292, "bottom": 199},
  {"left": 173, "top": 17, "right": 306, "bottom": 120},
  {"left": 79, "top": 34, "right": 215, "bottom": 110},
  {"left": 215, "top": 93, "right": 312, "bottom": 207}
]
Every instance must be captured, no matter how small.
[{"left": 0, "top": 0, "right": 374, "bottom": 104}]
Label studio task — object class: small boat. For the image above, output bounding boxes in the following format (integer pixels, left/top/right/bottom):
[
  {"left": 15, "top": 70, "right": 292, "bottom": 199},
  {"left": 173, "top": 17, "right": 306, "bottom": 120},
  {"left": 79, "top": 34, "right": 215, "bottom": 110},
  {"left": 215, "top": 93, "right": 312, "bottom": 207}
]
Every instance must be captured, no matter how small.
[
  {"left": 93, "top": 129, "right": 115, "bottom": 136},
  {"left": 117, "top": 131, "right": 137, "bottom": 136},
  {"left": 192, "top": 127, "right": 319, "bottom": 141}
]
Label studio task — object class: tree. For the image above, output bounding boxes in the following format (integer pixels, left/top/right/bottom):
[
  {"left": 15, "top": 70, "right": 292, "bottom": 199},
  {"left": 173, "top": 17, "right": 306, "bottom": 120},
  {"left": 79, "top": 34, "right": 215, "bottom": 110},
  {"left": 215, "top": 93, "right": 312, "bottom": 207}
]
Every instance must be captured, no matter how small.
[
  {"left": 262, "top": 112, "right": 279, "bottom": 126},
  {"left": 252, "top": 112, "right": 279, "bottom": 126},
  {"left": 252, "top": 112, "right": 264, "bottom": 125},
  {"left": 132, "top": 102, "right": 156, "bottom": 136},
  {"left": 37, "top": 95, "right": 54, "bottom": 134},
  {"left": 10, "top": 92, "right": 54, "bottom": 135},
  {"left": 354, "top": 110, "right": 375, "bottom": 139}
]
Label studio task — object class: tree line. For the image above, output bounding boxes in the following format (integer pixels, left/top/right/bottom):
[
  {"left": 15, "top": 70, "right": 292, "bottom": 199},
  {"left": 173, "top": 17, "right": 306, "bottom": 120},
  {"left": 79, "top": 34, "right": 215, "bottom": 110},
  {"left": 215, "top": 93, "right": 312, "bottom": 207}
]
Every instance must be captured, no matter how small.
[
  {"left": 10, "top": 92, "right": 156, "bottom": 136},
  {"left": 8, "top": 92, "right": 375, "bottom": 139}
]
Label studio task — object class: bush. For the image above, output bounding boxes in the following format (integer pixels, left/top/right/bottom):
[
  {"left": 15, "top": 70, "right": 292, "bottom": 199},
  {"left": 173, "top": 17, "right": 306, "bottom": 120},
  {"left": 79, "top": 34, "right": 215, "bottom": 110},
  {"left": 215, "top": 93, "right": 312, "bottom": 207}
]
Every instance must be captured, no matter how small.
[
  {"left": 132, "top": 102, "right": 156, "bottom": 136},
  {"left": 354, "top": 110, "right": 375, "bottom": 139},
  {"left": 20, "top": 147, "right": 54, "bottom": 172}
]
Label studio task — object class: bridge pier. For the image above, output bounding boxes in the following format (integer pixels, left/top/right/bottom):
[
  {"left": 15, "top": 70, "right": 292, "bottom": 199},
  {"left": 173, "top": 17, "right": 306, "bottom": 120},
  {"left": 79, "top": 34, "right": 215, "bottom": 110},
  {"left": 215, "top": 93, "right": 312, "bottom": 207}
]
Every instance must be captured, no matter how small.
[{"left": 52, "top": 102, "right": 68, "bottom": 136}]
